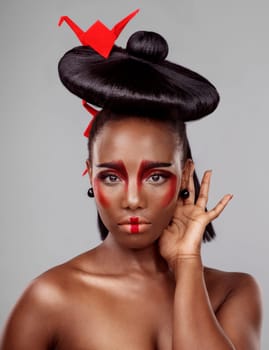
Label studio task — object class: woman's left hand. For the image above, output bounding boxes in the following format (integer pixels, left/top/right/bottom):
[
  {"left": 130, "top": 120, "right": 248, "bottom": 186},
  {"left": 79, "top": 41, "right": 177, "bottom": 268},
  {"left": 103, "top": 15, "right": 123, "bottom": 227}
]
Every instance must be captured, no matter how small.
[{"left": 158, "top": 160, "right": 233, "bottom": 269}]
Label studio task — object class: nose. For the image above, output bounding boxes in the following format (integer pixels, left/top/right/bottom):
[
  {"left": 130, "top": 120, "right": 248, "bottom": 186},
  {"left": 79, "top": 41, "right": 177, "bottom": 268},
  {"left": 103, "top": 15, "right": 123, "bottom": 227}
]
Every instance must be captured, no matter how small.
[{"left": 121, "top": 179, "right": 146, "bottom": 210}]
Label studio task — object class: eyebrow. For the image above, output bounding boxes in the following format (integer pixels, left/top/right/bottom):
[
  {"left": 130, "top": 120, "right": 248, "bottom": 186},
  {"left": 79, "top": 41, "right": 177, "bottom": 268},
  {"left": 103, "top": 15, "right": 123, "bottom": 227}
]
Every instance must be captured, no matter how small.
[
  {"left": 96, "top": 161, "right": 172, "bottom": 170},
  {"left": 139, "top": 161, "right": 172, "bottom": 172},
  {"left": 95, "top": 161, "right": 126, "bottom": 172}
]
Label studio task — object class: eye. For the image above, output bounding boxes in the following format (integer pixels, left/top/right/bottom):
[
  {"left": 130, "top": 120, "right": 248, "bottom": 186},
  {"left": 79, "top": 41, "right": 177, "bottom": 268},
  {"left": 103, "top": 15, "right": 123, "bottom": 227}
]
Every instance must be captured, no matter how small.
[
  {"left": 98, "top": 173, "right": 121, "bottom": 184},
  {"left": 104, "top": 174, "right": 120, "bottom": 183},
  {"left": 146, "top": 173, "right": 168, "bottom": 185}
]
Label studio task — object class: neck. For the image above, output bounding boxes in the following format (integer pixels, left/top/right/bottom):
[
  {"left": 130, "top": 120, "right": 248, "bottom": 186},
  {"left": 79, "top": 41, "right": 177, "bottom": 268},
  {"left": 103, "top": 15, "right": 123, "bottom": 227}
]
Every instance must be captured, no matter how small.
[{"left": 95, "top": 233, "right": 169, "bottom": 276}]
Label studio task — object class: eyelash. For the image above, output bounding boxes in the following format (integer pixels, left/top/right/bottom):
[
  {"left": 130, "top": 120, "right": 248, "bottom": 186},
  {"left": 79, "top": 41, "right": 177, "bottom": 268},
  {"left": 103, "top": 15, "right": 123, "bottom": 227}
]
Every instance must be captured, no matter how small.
[
  {"left": 146, "top": 173, "right": 170, "bottom": 184},
  {"left": 97, "top": 172, "right": 170, "bottom": 185},
  {"left": 98, "top": 173, "right": 121, "bottom": 184}
]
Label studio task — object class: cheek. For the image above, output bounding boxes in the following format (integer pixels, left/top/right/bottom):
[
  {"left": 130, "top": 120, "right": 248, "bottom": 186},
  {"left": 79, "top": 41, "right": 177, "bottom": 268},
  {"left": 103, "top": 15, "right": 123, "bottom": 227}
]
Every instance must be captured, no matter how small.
[
  {"left": 93, "top": 178, "right": 110, "bottom": 208},
  {"left": 161, "top": 175, "right": 178, "bottom": 207}
]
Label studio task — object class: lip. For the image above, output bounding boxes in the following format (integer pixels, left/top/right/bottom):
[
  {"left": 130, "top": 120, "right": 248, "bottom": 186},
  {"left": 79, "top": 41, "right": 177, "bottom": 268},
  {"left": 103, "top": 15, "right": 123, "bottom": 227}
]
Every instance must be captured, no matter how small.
[
  {"left": 118, "top": 217, "right": 151, "bottom": 234},
  {"left": 118, "top": 217, "right": 151, "bottom": 225},
  {"left": 118, "top": 223, "right": 152, "bottom": 234}
]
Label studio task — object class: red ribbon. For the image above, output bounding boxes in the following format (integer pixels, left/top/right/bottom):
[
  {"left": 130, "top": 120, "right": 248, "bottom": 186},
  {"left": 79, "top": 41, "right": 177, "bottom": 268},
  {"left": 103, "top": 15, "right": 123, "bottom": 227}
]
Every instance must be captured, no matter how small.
[
  {"left": 82, "top": 100, "right": 99, "bottom": 138},
  {"left": 59, "top": 9, "right": 140, "bottom": 175}
]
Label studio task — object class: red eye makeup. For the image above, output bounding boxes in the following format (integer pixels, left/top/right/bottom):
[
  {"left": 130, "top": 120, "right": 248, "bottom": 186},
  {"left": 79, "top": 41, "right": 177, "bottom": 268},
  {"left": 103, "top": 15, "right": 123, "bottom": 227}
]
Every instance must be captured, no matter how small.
[
  {"left": 94, "top": 159, "right": 178, "bottom": 209},
  {"left": 136, "top": 160, "right": 177, "bottom": 206},
  {"left": 136, "top": 160, "right": 172, "bottom": 188},
  {"left": 96, "top": 161, "right": 128, "bottom": 182},
  {"left": 94, "top": 161, "right": 129, "bottom": 207}
]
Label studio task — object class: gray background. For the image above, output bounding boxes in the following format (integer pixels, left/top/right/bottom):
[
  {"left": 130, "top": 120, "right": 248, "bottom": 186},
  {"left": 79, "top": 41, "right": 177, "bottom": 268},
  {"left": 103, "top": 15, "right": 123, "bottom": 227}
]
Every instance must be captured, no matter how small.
[{"left": 0, "top": 0, "right": 268, "bottom": 347}]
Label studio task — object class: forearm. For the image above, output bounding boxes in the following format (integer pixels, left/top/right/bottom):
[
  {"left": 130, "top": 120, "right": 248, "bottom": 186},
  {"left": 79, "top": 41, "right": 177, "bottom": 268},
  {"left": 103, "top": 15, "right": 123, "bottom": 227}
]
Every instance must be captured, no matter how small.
[{"left": 172, "top": 256, "right": 235, "bottom": 350}]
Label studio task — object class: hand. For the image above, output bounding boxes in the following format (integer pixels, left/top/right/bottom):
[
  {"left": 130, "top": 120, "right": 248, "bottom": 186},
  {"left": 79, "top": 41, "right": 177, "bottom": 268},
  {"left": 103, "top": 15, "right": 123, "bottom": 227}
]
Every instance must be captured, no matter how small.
[{"left": 158, "top": 160, "right": 233, "bottom": 269}]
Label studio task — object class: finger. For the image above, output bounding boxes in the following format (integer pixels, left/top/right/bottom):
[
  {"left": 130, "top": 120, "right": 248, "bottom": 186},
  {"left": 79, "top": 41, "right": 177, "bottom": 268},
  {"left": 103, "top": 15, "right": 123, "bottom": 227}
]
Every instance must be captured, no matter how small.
[
  {"left": 207, "top": 194, "right": 233, "bottom": 221},
  {"left": 196, "top": 170, "right": 212, "bottom": 209}
]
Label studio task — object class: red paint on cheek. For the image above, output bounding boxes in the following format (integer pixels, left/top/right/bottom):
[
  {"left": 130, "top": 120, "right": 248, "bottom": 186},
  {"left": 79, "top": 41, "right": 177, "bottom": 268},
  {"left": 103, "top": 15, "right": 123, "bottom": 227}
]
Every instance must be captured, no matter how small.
[
  {"left": 161, "top": 174, "right": 177, "bottom": 207},
  {"left": 93, "top": 178, "right": 110, "bottom": 208},
  {"left": 130, "top": 216, "right": 139, "bottom": 233}
]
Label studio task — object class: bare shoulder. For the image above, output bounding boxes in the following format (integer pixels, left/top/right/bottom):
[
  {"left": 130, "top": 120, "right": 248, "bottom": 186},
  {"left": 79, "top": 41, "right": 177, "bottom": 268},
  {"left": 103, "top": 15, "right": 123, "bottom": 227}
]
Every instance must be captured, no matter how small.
[
  {"left": 204, "top": 265, "right": 261, "bottom": 299},
  {"left": 204, "top": 266, "right": 262, "bottom": 349},
  {"left": 2, "top": 256, "right": 87, "bottom": 327},
  {"left": 22, "top": 248, "right": 100, "bottom": 303},
  {"left": 0, "top": 250, "right": 98, "bottom": 349}
]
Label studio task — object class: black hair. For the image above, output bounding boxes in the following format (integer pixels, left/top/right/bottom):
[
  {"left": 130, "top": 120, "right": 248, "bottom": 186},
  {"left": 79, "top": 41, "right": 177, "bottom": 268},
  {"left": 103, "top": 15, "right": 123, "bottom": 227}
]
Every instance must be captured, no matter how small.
[{"left": 58, "top": 30, "right": 220, "bottom": 242}]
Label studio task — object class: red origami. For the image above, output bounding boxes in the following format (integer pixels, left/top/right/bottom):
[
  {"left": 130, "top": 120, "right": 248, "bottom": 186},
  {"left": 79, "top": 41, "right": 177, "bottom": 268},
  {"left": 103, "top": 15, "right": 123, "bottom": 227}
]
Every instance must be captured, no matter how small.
[
  {"left": 59, "top": 9, "right": 140, "bottom": 175},
  {"left": 58, "top": 9, "right": 139, "bottom": 58}
]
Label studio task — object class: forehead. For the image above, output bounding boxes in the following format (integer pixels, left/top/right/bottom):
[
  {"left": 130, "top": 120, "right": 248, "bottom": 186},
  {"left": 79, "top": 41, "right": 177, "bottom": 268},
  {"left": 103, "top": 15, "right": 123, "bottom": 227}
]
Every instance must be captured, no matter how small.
[{"left": 92, "top": 117, "right": 180, "bottom": 163}]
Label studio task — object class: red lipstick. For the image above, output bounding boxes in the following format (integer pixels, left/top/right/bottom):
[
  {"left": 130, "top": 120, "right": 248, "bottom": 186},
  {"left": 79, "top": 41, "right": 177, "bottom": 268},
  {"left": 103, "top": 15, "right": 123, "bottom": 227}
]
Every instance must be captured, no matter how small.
[
  {"left": 118, "top": 217, "right": 151, "bottom": 234},
  {"left": 130, "top": 216, "right": 139, "bottom": 233}
]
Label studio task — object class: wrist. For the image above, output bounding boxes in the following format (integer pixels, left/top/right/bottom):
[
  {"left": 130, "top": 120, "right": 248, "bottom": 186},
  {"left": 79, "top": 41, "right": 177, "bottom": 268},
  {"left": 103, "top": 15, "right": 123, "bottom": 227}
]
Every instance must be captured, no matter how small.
[{"left": 171, "top": 254, "right": 203, "bottom": 274}]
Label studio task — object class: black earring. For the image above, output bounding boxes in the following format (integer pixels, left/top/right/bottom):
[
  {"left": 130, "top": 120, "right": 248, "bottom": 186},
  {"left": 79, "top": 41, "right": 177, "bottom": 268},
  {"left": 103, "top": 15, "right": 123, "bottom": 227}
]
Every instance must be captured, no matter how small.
[
  {"left": 180, "top": 188, "right": 190, "bottom": 199},
  {"left": 87, "top": 187, "right": 94, "bottom": 198}
]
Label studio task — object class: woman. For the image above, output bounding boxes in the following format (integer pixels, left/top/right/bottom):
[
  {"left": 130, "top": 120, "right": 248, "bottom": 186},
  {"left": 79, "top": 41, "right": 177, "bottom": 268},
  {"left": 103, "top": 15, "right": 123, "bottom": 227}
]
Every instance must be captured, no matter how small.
[{"left": 1, "top": 10, "right": 262, "bottom": 350}]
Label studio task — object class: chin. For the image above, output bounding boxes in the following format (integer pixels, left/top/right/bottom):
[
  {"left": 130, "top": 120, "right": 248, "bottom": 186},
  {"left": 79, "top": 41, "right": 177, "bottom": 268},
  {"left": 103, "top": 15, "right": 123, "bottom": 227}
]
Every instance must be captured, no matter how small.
[{"left": 109, "top": 226, "right": 162, "bottom": 250}]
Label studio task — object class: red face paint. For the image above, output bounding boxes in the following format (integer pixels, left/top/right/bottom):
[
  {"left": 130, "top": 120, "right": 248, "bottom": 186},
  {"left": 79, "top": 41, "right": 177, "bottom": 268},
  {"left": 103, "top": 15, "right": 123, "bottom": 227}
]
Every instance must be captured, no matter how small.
[
  {"left": 93, "top": 177, "right": 110, "bottom": 207},
  {"left": 96, "top": 161, "right": 128, "bottom": 183},
  {"left": 102, "top": 161, "right": 128, "bottom": 181},
  {"left": 94, "top": 160, "right": 129, "bottom": 207},
  {"left": 161, "top": 174, "right": 177, "bottom": 207},
  {"left": 137, "top": 160, "right": 151, "bottom": 190},
  {"left": 136, "top": 160, "right": 177, "bottom": 207},
  {"left": 130, "top": 216, "right": 139, "bottom": 233},
  {"left": 137, "top": 160, "right": 173, "bottom": 189}
]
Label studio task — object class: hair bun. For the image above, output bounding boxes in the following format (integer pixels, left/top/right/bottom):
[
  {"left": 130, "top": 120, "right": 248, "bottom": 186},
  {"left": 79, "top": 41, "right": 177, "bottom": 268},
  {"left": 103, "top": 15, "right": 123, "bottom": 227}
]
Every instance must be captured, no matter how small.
[{"left": 126, "top": 31, "right": 168, "bottom": 62}]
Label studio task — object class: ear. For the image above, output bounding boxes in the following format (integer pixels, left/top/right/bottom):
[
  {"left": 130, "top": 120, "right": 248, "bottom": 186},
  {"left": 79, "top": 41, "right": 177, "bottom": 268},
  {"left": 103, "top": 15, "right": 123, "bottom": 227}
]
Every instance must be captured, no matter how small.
[
  {"left": 179, "top": 159, "right": 193, "bottom": 190},
  {"left": 86, "top": 159, "right": 93, "bottom": 185}
]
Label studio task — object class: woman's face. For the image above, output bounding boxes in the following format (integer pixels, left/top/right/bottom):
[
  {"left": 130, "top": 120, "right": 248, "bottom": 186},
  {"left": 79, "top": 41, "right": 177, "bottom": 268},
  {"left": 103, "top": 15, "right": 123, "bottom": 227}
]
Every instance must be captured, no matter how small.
[{"left": 88, "top": 117, "right": 184, "bottom": 249}]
